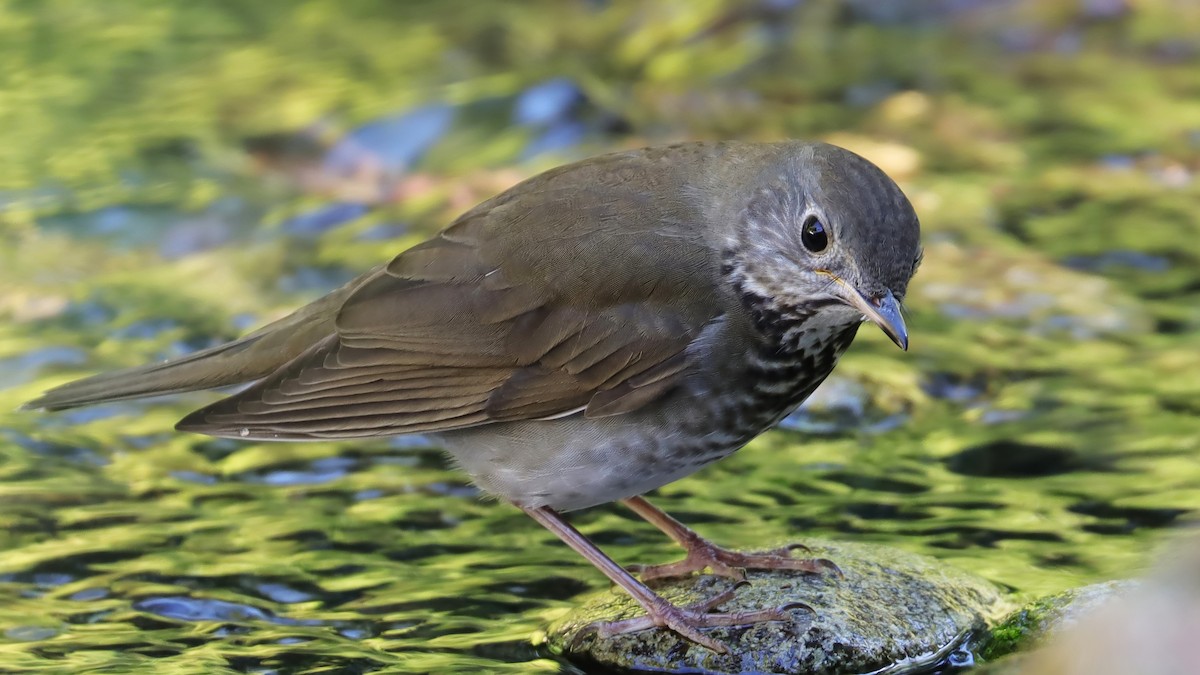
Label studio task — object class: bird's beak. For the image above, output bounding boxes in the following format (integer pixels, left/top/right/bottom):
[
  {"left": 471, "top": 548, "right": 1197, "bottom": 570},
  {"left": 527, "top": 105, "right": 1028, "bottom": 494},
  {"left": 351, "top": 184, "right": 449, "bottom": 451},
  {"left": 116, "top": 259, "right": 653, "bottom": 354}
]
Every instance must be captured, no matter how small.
[{"left": 844, "top": 287, "right": 909, "bottom": 351}]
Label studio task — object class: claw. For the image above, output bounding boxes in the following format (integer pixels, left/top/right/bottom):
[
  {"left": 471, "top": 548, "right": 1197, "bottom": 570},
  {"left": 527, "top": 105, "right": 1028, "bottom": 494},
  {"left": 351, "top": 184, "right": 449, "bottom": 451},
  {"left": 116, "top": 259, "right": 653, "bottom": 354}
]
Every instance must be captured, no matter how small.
[
  {"left": 585, "top": 585, "right": 807, "bottom": 653},
  {"left": 777, "top": 600, "right": 816, "bottom": 614},
  {"left": 812, "top": 558, "right": 845, "bottom": 578}
]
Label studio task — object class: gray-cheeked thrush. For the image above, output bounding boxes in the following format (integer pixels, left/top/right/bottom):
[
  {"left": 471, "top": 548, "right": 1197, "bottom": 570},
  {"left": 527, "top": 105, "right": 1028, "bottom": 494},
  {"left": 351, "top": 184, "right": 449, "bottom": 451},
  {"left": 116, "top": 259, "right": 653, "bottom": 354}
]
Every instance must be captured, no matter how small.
[{"left": 27, "top": 141, "right": 922, "bottom": 652}]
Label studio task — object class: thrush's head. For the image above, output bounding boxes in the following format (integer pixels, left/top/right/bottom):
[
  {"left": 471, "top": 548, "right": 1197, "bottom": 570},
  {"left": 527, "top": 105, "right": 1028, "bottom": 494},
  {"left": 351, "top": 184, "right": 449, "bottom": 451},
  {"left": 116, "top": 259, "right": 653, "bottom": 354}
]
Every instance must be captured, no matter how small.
[{"left": 721, "top": 142, "right": 922, "bottom": 350}]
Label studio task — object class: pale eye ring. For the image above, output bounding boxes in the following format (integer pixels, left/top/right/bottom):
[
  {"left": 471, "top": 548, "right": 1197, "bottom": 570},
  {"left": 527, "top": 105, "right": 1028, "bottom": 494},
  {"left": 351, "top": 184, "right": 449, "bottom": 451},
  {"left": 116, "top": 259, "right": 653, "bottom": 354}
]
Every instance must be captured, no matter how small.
[{"left": 801, "top": 216, "right": 829, "bottom": 253}]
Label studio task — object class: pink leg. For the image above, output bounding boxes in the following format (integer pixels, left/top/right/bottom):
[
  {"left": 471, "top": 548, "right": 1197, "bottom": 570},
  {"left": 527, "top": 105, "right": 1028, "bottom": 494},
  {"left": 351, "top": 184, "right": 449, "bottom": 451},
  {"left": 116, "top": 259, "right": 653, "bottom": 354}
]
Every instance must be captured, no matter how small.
[
  {"left": 621, "top": 495, "right": 841, "bottom": 581},
  {"left": 521, "top": 504, "right": 807, "bottom": 653}
]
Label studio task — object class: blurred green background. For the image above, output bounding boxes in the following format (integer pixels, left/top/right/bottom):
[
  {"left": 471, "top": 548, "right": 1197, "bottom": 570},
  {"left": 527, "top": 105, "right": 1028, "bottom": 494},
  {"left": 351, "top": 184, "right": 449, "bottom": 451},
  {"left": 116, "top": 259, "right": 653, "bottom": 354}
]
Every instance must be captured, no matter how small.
[{"left": 1, "top": 0, "right": 1198, "bottom": 672}]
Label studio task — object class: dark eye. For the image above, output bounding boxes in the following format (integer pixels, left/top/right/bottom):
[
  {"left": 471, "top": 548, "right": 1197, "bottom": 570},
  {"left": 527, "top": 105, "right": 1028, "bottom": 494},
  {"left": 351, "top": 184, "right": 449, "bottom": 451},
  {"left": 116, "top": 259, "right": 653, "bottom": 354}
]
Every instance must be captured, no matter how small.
[{"left": 801, "top": 217, "right": 828, "bottom": 253}]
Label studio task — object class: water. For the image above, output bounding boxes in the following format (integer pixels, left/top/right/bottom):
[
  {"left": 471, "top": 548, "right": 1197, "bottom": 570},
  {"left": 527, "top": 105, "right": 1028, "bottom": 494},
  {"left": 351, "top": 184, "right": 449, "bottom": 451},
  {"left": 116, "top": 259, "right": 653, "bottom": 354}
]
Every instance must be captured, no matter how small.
[{"left": 1, "top": 1, "right": 1198, "bottom": 673}]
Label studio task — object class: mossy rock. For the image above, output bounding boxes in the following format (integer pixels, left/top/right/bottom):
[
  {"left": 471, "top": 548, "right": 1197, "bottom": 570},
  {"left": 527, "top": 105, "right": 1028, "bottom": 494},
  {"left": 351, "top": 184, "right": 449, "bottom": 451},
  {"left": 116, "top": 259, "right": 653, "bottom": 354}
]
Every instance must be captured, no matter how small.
[
  {"left": 978, "top": 580, "right": 1136, "bottom": 663},
  {"left": 545, "top": 539, "right": 1009, "bottom": 674}
]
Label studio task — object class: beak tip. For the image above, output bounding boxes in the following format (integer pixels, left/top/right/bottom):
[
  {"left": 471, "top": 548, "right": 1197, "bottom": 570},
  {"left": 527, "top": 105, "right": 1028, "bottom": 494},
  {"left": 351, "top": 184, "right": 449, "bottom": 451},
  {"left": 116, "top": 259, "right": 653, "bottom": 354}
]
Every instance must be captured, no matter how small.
[
  {"left": 884, "top": 326, "right": 909, "bottom": 351},
  {"left": 848, "top": 287, "right": 909, "bottom": 353}
]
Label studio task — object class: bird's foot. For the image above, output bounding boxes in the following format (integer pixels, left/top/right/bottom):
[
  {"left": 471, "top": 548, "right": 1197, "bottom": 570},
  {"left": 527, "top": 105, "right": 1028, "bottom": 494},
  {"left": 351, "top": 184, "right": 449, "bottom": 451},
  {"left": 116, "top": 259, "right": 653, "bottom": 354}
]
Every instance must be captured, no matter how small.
[
  {"left": 584, "top": 582, "right": 811, "bottom": 653},
  {"left": 630, "top": 541, "right": 841, "bottom": 582}
]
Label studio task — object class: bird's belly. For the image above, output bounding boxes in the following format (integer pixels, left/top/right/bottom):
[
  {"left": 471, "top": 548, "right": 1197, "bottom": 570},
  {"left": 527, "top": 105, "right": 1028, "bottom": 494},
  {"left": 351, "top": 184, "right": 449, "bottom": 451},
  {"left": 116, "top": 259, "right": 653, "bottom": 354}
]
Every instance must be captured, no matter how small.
[
  {"left": 436, "top": 373, "right": 821, "bottom": 512},
  {"left": 437, "top": 413, "right": 752, "bottom": 512}
]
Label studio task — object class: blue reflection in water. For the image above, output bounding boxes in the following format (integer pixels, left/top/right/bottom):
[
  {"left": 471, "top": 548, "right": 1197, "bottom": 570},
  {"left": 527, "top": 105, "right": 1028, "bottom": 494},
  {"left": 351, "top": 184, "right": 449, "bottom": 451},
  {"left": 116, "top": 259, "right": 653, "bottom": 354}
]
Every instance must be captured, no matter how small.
[
  {"left": 280, "top": 202, "right": 369, "bottom": 237},
  {"left": 324, "top": 105, "right": 454, "bottom": 175},
  {"left": 135, "top": 596, "right": 323, "bottom": 626}
]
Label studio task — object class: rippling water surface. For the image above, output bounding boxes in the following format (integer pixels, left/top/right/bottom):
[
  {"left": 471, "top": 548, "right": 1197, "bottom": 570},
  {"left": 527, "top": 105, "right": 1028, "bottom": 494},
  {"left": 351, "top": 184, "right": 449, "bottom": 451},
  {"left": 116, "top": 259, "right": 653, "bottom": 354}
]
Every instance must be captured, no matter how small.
[{"left": 1, "top": 2, "right": 1198, "bottom": 673}]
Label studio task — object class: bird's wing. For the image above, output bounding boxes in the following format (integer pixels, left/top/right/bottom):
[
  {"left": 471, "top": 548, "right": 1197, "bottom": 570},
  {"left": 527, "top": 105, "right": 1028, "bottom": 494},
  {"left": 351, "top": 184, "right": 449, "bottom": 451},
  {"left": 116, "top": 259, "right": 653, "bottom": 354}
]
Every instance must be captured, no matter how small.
[{"left": 176, "top": 152, "right": 723, "bottom": 440}]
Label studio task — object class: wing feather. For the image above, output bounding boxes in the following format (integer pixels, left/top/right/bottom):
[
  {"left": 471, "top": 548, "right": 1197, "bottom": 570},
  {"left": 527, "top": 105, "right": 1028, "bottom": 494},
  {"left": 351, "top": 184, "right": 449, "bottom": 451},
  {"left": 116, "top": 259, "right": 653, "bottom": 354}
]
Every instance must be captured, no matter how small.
[{"left": 176, "top": 148, "right": 724, "bottom": 440}]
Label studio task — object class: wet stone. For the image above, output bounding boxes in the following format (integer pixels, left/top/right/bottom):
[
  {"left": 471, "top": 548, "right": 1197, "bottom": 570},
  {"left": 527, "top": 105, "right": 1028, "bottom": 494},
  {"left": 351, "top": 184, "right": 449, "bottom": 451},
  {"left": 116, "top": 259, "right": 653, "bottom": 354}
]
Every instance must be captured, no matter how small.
[{"left": 545, "top": 539, "right": 1007, "bottom": 675}]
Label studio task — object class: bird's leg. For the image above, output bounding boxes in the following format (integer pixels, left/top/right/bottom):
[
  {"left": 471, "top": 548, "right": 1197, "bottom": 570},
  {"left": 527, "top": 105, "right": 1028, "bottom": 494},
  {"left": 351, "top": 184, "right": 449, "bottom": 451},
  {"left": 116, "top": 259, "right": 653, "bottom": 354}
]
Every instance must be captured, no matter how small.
[
  {"left": 520, "top": 504, "right": 805, "bottom": 653},
  {"left": 621, "top": 495, "right": 840, "bottom": 582}
]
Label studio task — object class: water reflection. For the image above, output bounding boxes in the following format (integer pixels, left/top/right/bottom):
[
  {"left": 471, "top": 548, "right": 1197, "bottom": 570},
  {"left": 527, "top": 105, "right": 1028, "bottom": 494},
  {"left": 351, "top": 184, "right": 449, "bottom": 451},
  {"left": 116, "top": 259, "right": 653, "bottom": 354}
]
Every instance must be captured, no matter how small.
[{"left": 1, "top": 1, "right": 1198, "bottom": 673}]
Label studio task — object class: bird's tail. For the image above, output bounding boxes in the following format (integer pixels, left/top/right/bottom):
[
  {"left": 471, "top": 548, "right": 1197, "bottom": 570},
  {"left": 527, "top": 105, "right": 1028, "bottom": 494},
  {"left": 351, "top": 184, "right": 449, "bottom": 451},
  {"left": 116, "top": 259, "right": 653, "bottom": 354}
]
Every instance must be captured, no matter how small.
[
  {"left": 22, "top": 280, "right": 359, "bottom": 412},
  {"left": 23, "top": 334, "right": 275, "bottom": 411}
]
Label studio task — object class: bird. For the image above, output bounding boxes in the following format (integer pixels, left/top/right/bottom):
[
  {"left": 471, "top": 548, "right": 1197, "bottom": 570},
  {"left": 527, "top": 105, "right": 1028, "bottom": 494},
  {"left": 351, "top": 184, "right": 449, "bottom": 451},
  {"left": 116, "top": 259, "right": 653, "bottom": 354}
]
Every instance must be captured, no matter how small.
[{"left": 25, "top": 140, "right": 921, "bottom": 653}]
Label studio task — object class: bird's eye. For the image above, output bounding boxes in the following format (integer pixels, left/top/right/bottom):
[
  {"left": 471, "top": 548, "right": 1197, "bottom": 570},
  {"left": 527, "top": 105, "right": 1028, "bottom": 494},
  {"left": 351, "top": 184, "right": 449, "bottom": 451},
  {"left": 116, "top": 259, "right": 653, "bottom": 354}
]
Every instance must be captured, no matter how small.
[{"left": 801, "top": 217, "right": 828, "bottom": 253}]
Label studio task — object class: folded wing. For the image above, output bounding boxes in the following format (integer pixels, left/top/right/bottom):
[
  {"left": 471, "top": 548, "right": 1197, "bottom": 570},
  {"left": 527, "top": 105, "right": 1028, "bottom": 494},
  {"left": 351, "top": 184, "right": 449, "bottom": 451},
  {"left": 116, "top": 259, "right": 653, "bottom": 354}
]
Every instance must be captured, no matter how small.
[{"left": 177, "top": 153, "right": 721, "bottom": 440}]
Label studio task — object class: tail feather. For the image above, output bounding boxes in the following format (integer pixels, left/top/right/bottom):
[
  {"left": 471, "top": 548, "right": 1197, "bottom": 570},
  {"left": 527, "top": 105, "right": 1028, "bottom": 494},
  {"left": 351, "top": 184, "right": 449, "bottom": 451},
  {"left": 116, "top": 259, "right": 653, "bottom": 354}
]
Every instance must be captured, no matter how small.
[
  {"left": 22, "top": 275, "right": 365, "bottom": 412},
  {"left": 22, "top": 334, "right": 275, "bottom": 411}
]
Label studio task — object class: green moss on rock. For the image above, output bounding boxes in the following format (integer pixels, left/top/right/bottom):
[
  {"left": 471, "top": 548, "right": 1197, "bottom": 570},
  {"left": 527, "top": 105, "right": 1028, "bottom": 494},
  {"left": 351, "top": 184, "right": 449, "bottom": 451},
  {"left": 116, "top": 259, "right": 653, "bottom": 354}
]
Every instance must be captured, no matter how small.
[{"left": 979, "top": 580, "right": 1135, "bottom": 662}]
